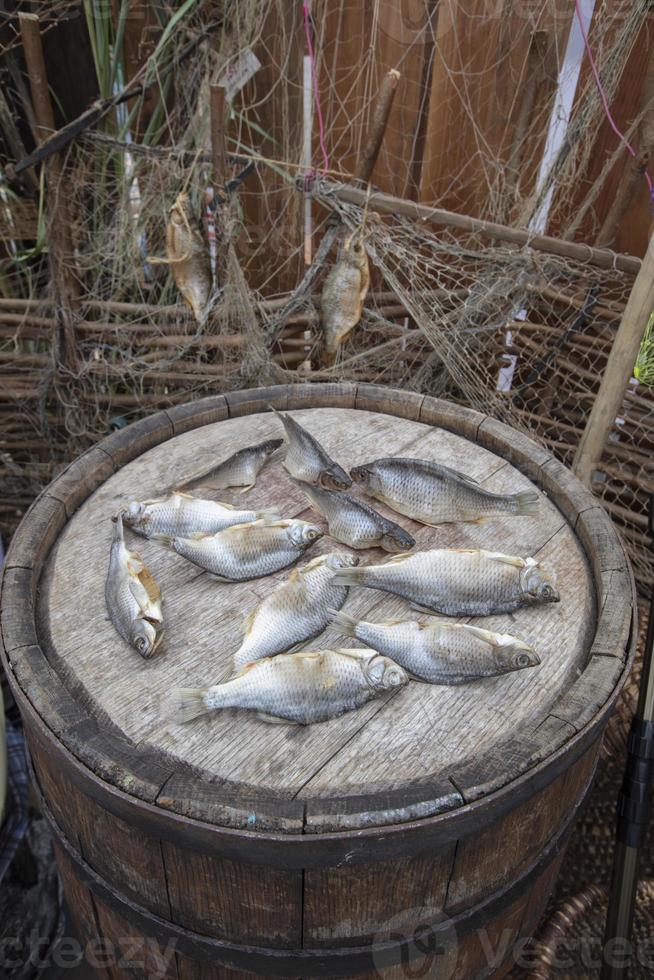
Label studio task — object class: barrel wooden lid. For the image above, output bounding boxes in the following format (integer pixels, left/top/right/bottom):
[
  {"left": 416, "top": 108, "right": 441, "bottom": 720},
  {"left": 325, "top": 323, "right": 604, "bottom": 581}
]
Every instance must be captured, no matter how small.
[{"left": 2, "top": 385, "right": 634, "bottom": 836}]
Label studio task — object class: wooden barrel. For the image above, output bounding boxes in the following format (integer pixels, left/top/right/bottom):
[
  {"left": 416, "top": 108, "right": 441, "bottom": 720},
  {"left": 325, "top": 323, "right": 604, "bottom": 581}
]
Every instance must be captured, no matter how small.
[{"left": 0, "top": 383, "right": 635, "bottom": 979}]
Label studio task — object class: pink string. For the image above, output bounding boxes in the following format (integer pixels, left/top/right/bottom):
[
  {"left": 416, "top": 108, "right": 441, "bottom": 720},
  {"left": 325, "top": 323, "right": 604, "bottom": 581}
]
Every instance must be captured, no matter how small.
[
  {"left": 303, "top": 1, "right": 330, "bottom": 176},
  {"left": 574, "top": 0, "right": 653, "bottom": 203}
]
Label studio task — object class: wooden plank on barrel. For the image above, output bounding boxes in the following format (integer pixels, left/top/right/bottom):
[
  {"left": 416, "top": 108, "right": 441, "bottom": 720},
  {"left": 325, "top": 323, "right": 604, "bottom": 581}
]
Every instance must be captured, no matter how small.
[
  {"left": 165, "top": 393, "right": 229, "bottom": 435},
  {"left": 100, "top": 410, "right": 173, "bottom": 466},
  {"left": 477, "top": 416, "right": 554, "bottom": 481},
  {"left": 4, "top": 492, "right": 66, "bottom": 573},
  {"left": 52, "top": 839, "right": 114, "bottom": 980},
  {"left": 590, "top": 567, "right": 634, "bottom": 661},
  {"left": 548, "top": 654, "right": 626, "bottom": 732},
  {"left": 445, "top": 743, "right": 598, "bottom": 913},
  {"left": 303, "top": 846, "right": 456, "bottom": 946},
  {"left": 45, "top": 446, "right": 116, "bottom": 520},
  {"left": 161, "top": 842, "right": 303, "bottom": 948},
  {"left": 1, "top": 566, "right": 38, "bottom": 652},
  {"left": 419, "top": 395, "right": 487, "bottom": 441}
]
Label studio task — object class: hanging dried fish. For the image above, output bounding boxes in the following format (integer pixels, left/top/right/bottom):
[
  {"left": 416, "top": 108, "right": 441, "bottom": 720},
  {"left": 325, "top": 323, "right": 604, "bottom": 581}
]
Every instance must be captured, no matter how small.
[
  {"left": 164, "top": 192, "right": 212, "bottom": 323},
  {"left": 320, "top": 228, "right": 370, "bottom": 365}
]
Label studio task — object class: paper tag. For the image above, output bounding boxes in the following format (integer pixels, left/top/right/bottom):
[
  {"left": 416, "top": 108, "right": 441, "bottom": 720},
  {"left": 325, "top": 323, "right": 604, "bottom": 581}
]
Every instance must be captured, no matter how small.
[{"left": 219, "top": 48, "right": 262, "bottom": 101}]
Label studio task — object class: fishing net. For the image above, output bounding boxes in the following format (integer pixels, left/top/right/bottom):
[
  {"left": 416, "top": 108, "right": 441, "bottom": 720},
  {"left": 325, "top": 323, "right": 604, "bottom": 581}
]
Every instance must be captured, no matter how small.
[{"left": 0, "top": 0, "right": 653, "bottom": 593}]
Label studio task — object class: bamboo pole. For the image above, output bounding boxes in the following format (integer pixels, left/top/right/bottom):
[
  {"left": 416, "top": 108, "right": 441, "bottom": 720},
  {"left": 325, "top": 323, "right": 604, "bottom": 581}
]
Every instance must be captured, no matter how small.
[
  {"left": 323, "top": 182, "right": 642, "bottom": 275},
  {"left": 357, "top": 69, "right": 400, "bottom": 186},
  {"left": 573, "top": 229, "right": 654, "bottom": 485},
  {"left": 19, "top": 12, "right": 78, "bottom": 372}
]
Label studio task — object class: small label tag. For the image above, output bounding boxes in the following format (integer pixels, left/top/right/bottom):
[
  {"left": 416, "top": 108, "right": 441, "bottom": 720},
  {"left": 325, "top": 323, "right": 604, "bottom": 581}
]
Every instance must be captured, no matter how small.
[{"left": 219, "top": 48, "right": 262, "bottom": 101}]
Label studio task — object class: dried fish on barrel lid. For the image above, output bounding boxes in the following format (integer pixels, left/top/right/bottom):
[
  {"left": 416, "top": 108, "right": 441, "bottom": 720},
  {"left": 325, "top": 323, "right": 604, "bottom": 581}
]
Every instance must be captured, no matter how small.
[
  {"left": 165, "top": 192, "right": 212, "bottom": 323},
  {"left": 121, "top": 492, "right": 279, "bottom": 540},
  {"left": 105, "top": 514, "right": 163, "bottom": 658},
  {"left": 293, "top": 478, "right": 414, "bottom": 552},
  {"left": 175, "top": 439, "right": 284, "bottom": 494},
  {"left": 174, "top": 648, "right": 407, "bottom": 725},
  {"left": 232, "top": 552, "right": 358, "bottom": 672},
  {"left": 321, "top": 228, "right": 370, "bottom": 366},
  {"left": 156, "top": 517, "right": 323, "bottom": 582},
  {"left": 331, "top": 548, "right": 559, "bottom": 617},
  {"left": 350, "top": 457, "right": 540, "bottom": 526},
  {"left": 330, "top": 610, "right": 541, "bottom": 684},
  {"left": 271, "top": 406, "right": 351, "bottom": 489}
]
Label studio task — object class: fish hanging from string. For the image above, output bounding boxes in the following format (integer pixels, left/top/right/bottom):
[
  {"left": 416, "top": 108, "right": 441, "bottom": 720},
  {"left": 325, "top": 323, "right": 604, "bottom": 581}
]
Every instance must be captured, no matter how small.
[
  {"left": 147, "top": 191, "right": 212, "bottom": 324},
  {"left": 320, "top": 184, "right": 371, "bottom": 366}
]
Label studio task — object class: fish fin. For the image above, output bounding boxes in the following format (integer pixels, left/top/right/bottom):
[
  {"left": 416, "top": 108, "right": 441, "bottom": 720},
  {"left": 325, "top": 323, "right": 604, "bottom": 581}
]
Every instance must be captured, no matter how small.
[
  {"left": 328, "top": 608, "right": 359, "bottom": 638},
  {"left": 207, "top": 573, "right": 232, "bottom": 583},
  {"left": 438, "top": 464, "right": 481, "bottom": 487},
  {"left": 385, "top": 552, "right": 414, "bottom": 564},
  {"left": 485, "top": 552, "right": 526, "bottom": 567},
  {"left": 242, "top": 607, "right": 257, "bottom": 636},
  {"left": 170, "top": 490, "right": 196, "bottom": 500},
  {"left": 256, "top": 507, "right": 284, "bottom": 521},
  {"left": 515, "top": 490, "right": 540, "bottom": 517},
  {"left": 239, "top": 484, "right": 255, "bottom": 494},
  {"left": 150, "top": 534, "right": 174, "bottom": 548},
  {"left": 136, "top": 564, "right": 161, "bottom": 603},
  {"left": 257, "top": 712, "right": 298, "bottom": 725},
  {"left": 460, "top": 624, "right": 497, "bottom": 645},
  {"left": 174, "top": 689, "right": 210, "bottom": 724},
  {"left": 187, "top": 530, "right": 216, "bottom": 541},
  {"left": 409, "top": 602, "right": 438, "bottom": 616}
]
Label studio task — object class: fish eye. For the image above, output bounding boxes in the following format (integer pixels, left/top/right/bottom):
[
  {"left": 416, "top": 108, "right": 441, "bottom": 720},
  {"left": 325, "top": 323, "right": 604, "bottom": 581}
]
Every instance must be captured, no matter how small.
[
  {"left": 540, "top": 585, "right": 554, "bottom": 599},
  {"left": 516, "top": 653, "right": 531, "bottom": 668}
]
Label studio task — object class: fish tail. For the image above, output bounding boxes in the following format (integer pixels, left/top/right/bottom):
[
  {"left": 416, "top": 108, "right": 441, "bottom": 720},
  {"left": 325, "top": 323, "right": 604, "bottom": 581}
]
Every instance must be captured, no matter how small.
[
  {"left": 174, "top": 689, "right": 210, "bottom": 724},
  {"left": 514, "top": 490, "right": 540, "bottom": 517},
  {"left": 328, "top": 608, "right": 359, "bottom": 638},
  {"left": 331, "top": 567, "right": 367, "bottom": 587}
]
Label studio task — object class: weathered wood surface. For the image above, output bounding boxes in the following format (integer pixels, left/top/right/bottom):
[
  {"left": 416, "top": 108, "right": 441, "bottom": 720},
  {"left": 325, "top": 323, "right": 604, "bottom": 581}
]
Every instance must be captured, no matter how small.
[{"left": 38, "top": 407, "right": 594, "bottom": 811}]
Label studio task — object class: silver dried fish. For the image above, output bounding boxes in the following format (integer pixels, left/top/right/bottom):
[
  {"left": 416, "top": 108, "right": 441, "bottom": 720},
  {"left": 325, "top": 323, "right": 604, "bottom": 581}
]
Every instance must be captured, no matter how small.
[
  {"left": 175, "top": 648, "right": 407, "bottom": 725},
  {"left": 157, "top": 517, "right": 323, "bottom": 581},
  {"left": 330, "top": 610, "right": 541, "bottom": 683},
  {"left": 331, "top": 548, "right": 559, "bottom": 616},
  {"left": 293, "top": 478, "right": 414, "bottom": 552},
  {"left": 122, "top": 492, "right": 279, "bottom": 539},
  {"left": 271, "top": 407, "right": 351, "bottom": 490},
  {"left": 350, "top": 457, "right": 539, "bottom": 525},
  {"left": 233, "top": 552, "right": 358, "bottom": 671},
  {"left": 105, "top": 515, "right": 163, "bottom": 658}
]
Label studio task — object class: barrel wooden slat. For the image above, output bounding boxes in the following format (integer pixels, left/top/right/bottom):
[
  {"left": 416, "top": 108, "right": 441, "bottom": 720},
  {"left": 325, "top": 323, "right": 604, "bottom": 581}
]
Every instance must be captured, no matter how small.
[
  {"left": 303, "top": 847, "right": 456, "bottom": 947},
  {"left": 161, "top": 843, "right": 303, "bottom": 948},
  {"left": 1, "top": 383, "right": 635, "bottom": 979},
  {"left": 444, "top": 743, "right": 598, "bottom": 914}
]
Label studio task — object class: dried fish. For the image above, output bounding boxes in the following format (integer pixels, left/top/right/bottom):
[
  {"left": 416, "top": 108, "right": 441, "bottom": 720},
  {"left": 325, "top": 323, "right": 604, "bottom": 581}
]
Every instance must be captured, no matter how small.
[
  {"left": 233, "top": 552, "right": 358, "bottom": 671},
  {"left": 105, "top": 515, "right": 163, "bottom": 658},
  {"left": 175, "top": 648, "right": 407, "bottom": 725},
  {"left": 330, "top": 610, "right": 541, "bottom": 683},
  {"left": 122, "top": 492, "right": 279, "bottom": 539},
  {"left": 175, "top": 439, "right": 284, "bottom": 493},
  {"left": 350, "top": 457, "right": 540, "bottom": 525},
  {"left": 157, "top": 517, "right": 323, "bottom": 581},
  {"left": 331, "top": 548, "right": 559, "bottom": 616},
  {"left": 271, "top": 407, "right": 351, "bottom": 490},
  {"left": 321, "top": 229, "right": 370, "bottom": 365},
  {"left": 293, "top": 478, "right": 414, "bottom": 552},
  {"left": 165, "top": 192, "right": 212, "bottom": 323}
]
